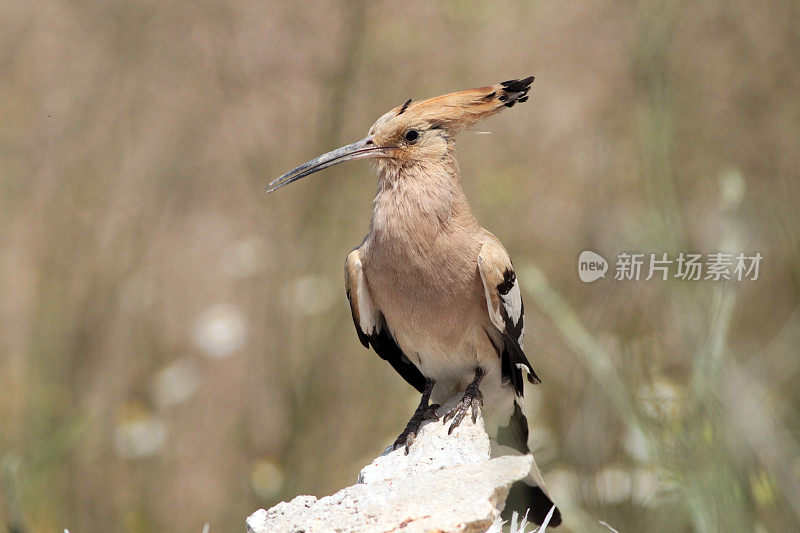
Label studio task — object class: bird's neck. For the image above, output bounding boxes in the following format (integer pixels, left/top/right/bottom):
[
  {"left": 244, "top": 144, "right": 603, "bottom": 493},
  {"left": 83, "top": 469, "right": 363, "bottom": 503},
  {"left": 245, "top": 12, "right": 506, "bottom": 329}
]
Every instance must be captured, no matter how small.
[{"left": 370, "top": 154, "right": 478, "bottom": 242}]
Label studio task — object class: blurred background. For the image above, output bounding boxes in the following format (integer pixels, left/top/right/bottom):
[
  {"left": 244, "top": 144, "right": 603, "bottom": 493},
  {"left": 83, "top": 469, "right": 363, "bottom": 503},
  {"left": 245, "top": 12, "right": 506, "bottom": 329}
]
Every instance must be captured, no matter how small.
[{"left": 2, "top": 1, "right": 799, "bottom": 531}]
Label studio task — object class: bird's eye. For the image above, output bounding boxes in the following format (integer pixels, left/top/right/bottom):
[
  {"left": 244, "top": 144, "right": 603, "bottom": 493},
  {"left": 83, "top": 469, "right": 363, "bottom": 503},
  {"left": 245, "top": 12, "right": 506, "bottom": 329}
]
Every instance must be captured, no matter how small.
[{"left": 404, "top": 129, "right": 419, "bottom": 143}]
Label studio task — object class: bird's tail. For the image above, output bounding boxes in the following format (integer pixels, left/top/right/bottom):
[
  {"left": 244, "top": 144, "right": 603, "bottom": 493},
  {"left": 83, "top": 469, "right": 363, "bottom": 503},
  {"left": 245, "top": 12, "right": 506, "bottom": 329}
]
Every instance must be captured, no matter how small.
[{"left": 494, "top": 401, "right": 562, "bottom": 527}]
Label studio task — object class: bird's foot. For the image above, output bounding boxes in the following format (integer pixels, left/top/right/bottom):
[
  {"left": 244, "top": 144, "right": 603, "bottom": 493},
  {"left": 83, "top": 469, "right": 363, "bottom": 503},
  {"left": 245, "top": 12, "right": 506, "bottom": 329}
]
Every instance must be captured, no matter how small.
[
  {"left": 392, "top": 379, "right": 438, "bottom": 454},
  {"left": 392, "top": 401, "right": 440, "bottom": 454},
  {"left": 442, "top": 367, "right": 485, "bottom": 434}
]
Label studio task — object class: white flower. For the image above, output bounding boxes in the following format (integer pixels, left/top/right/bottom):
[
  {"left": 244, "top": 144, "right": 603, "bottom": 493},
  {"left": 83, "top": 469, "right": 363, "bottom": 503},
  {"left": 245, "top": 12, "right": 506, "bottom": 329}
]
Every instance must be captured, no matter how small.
[{"left": 192, "top": 304, "right": 248, "bottom": 359}]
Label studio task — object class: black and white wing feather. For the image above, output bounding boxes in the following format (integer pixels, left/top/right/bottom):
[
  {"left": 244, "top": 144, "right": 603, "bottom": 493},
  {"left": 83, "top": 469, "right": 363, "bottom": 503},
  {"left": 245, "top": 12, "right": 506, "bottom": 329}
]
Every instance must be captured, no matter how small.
[
  {"left": 345, "top": 249, "right": 426, "bottom": 393},
  {"left": 478, "top": 241, "right": 541, "bottom": 396}
]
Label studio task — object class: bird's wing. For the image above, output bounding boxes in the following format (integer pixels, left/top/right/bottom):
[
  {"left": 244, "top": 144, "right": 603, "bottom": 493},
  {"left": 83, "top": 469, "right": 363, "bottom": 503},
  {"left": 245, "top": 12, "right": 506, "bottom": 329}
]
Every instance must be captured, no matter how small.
[
  {"left": 345, "top": 249, "right": 426, "bottom": 393},
  {"left": 478, "top": 241, "right": 541, "bottom": 396}
]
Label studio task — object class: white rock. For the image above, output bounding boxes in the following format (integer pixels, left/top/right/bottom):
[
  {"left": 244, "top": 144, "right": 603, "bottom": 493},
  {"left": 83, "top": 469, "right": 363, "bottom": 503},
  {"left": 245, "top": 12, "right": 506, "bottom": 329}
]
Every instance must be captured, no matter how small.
[
  {"left": 358, "top": 395, "right": 491, "bottom": 484},
  {"left": 247, "top": 394, "right": 532, "bottom": 533}
]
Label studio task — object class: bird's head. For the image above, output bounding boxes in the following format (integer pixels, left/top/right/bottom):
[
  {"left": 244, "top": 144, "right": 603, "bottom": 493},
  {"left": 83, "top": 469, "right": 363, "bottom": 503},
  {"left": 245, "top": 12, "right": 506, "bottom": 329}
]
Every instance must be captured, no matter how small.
[{"left": 266, "top": 76, "right": 533, "bottom": 193}]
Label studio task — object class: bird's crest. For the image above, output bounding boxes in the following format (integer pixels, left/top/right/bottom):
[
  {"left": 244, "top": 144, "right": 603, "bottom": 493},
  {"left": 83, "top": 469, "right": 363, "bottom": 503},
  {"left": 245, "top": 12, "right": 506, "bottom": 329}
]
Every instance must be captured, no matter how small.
[
  {"left": 397, "top": 98, "right": 413, "bottom": 115},
  {"left": 389, "top": 76, "right": 534, "bottom": 133}
]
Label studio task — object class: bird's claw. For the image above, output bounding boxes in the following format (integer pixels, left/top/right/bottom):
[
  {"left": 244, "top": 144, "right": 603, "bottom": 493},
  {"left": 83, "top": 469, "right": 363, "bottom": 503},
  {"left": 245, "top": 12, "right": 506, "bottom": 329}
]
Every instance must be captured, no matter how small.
[
  {"left": 443, "top": 383, "right": 484, "bottom": 434},
  {"left": 393, "top": 403, "right": 440, "bottom": 454}
]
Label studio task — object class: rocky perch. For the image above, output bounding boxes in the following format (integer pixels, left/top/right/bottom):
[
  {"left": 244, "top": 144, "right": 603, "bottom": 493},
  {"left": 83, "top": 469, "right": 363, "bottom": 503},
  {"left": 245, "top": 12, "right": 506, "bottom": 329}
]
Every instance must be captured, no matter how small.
[{"left": 246, "top": 395, "right": 532, "bottom": 533}]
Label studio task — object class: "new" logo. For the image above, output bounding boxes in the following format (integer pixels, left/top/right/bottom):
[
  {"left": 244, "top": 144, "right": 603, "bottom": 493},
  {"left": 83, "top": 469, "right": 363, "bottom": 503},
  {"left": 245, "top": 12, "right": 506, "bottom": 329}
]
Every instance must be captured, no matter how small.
[{"left": 578, "top": 251, "right": 608, "bottom": 282}]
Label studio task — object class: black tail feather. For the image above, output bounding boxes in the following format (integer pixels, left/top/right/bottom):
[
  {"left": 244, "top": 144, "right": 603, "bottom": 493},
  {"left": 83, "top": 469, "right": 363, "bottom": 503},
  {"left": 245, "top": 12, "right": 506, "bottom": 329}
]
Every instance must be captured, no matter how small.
[
  {"left": 497, "top": 401, "right": 562, "bottom": 527},
  {"left": 496, "top": 401, "right": 530, "bottom": 453},
  {"left": 504, "top": 481, "right": 563, "bottom": 527}
]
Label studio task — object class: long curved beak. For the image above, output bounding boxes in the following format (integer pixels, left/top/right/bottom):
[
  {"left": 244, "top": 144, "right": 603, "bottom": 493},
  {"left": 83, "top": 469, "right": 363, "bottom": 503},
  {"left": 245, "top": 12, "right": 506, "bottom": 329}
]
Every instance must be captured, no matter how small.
[{"left": 266, "top": 137, "right": 388, "bottom": 193}]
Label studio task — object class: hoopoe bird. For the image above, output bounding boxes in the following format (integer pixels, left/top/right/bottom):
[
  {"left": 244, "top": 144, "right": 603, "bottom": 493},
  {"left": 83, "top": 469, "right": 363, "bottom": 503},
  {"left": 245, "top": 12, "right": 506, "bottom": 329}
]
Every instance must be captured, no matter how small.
[{"left": 267, "top": 76, "right": 561, "bottom": 526}]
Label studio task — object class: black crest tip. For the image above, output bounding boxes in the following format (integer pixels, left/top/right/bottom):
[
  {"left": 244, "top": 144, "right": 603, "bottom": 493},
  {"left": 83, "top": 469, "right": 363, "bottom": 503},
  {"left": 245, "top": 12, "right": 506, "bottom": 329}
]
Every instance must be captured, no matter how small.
[
  {"left": 398, "top": 98, "right": 413, "bottom": 115},
  {"left": 500, "top": 76, "right": 535, "bottom": 92},
  {"left": 499, "top": 76, "right": 534, "bottom": 107}
]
